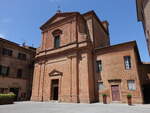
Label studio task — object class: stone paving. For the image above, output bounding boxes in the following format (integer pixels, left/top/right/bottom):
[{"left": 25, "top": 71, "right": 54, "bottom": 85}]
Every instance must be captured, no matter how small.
[{"left": 0, "top": 101, "right": 150, "bottom": 113}]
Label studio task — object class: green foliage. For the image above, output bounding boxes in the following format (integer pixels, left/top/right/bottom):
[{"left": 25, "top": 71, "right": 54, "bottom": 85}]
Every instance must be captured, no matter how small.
[
  {"left": 0, "top": 93, "right": 16, "bottom": 99},
  {"left": 102, "top": 94, "right": 107, "bottom": 97},
  {"left": 127, "top": 94, "right": 132, "bottom": 98}
]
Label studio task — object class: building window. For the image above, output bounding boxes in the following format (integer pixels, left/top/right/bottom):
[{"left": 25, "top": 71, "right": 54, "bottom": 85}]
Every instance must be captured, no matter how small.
[
  {"left": 0, "top": 88, "right": 8, "bottom": 94},
  {"left": 54, "top": 35, "right": 60, "bottom": 48},
  {"left": 127, "top": 80, "right": 136, "bottom": 90},
  {"left": 124, "top": 56, "right": 131, "bottom": 69},
  {"left": 52, "top": 29, "right": 62, "bottom": 49},
  {"left": 0, "top": 65, "right": 9, "bottom": 76},
  {"left": 0, "top": 88, "right": 4, "bottom": 93},
  {"left": 2, "top": 48, "right": 13, "bottom": 56},
  {"left": 18, "top": 53, "right": 26, "bottom": 60},
  {"left": 96, "top": 60, "right": 102, "bottom": 72},
  {"left": 17, "top": 69, "right": 22, "bottom": 78},
  {"left": 98, "top": 82, "right": 105, "bottom": 90}
]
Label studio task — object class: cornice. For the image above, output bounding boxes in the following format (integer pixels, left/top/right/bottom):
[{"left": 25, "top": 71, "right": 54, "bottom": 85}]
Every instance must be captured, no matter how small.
[
  {"left": 35, "top": 41, "right": 89, "bottom": 62},
  {"left": 0, "top": 38, "right": 36, "bottom": 54},
  {"left": 37, "top": 42, "right": 77, "bottom": 54}
]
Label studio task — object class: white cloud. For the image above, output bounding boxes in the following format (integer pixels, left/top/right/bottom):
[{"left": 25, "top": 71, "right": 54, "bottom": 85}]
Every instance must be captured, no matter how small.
[{"left": 0, "top": 33, "right": 5, "bottom": 38}]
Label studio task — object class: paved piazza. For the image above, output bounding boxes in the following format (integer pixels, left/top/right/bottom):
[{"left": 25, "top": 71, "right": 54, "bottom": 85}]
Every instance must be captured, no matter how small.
[{"left": 0, "top": 101, "right": 150, "bottom": 113}]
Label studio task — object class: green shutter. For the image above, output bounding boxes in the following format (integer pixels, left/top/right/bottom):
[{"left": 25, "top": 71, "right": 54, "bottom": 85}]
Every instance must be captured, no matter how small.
[{"left": 54, "top": 36, "right": 60, "bottom": 48}]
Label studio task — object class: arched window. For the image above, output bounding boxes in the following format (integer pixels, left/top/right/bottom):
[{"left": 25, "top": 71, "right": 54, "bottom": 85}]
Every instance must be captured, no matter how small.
[{"left": 52, "top": 29, "right": 62, "bottom": 48}]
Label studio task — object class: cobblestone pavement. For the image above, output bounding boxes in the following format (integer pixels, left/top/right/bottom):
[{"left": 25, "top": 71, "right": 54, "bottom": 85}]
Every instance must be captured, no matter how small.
[{"left": 0, "top": 101, "right": 150, "bottom": 113}]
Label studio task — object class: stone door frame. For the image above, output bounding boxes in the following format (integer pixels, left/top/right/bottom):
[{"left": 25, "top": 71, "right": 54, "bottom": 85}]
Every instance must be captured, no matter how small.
[{"left": 49, "top": 69, "right": 63, "bottom": 102}]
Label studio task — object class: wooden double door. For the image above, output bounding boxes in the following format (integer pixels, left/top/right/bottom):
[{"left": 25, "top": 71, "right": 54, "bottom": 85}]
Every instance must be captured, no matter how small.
[{"left": 111, "top": 85, "right": 120, "bottom": 101}]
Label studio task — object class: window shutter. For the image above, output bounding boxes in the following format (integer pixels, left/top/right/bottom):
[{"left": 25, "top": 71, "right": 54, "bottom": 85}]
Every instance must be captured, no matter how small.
[
  {"left": 124, "top": 56, "right": 131, "bottom": 69},
  {"left": 0, "top": 65, "right": 2, "bottom": 75},
  {"left": 6, "top": 67, "right": 9, "bottom": 76}
]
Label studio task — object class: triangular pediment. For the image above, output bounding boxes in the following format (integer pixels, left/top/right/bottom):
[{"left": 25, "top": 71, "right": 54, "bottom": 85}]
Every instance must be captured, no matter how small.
[
  {"left": 40, "top": 12, "right": 79, "bottom": 30},
  {"left": 51, "top": 16, "right": 66, "bottom": 24},
  {"left": 49, "top": 69, "right": 63, "bottom": 76}
]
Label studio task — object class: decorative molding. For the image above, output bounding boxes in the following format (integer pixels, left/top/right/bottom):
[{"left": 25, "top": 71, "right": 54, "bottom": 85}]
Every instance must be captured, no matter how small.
[
  {"left": 46, "top": 59, "right": 67, "bottom": 65},
  {"left": 37, "top": 42, "right": 77, "bottom": 54},
  {"left": 67, "top": 53, "right": 77, "bottom": 58},
  {"left": 108, "top": 79, "right": 121, "bottom": 83},
  {"left": 41, "top": 14, "right": 77, "bottom": 31},
  {"left": 49, "top": 69, "right": 63, "bottom": 77},
  {"left": 38, "top": 61, "right": 46, "bottom": 65},
  {"left": 52, "top": 29, "right": 62, "bottom": 36}
]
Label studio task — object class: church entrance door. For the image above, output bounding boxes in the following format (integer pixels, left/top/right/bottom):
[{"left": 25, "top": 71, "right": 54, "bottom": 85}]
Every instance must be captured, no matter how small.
[{"left": 51, "top": 79, "right": 59, "bottom": 100}]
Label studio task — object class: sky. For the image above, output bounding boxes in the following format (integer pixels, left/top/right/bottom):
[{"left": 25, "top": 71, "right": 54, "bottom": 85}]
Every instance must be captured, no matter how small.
[{"left": 0, "top": 0, "right": 150, "bottom": 62}]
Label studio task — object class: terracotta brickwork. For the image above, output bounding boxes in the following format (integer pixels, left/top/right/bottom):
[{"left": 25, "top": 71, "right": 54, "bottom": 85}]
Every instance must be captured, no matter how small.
[
  {"left": 136, "top": 0, "right": 150, "bottom": 54},
  {"left": 0, "top": 38, "right": 36, "bottom": 100},
  {"left": 31, "top": 11, "right": 150, "bottom": 104},
  {"left": 95, "top": 42, "right": 144, "bottom": 104},
  {"left": 144, "top": 0, "right": 150, "bottom": 54}
]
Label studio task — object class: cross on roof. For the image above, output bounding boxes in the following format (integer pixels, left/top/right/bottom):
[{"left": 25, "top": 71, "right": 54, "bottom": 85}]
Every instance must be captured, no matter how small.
[{"left": 57, "top": 5, "right": 62, "bottom": 13}]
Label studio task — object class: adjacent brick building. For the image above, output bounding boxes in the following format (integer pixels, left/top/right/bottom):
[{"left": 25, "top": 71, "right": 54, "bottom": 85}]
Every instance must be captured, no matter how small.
[
  {"left": 31, "top": 11, "right": 150, "bottom": 104},
  {"left": 0, "top": 37, "right": 36, "bottom": 100},
  {"left": 136, "top": 0, "right": 150, "bottom": 54}
]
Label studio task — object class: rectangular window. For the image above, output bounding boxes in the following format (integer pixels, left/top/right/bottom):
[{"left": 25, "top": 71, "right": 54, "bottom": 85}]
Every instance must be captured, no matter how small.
[
  {"left": 0, "top": 88, "right": 8, "bottom": 94},
  {"left": 18, "top": 53, "right": 26, "bottom": 60},
  {"left": 124, "top": 56, "right": 131, "bottom": 69},
  {"left": 0, "top": 65, "right": 9, "bottom": 76},
  {"left": 17, "top": 69, "right": 22, "bottom": 78},
  {"left": 128, "top": 80, "right": 136, "bottom": 90},
  {"left": 54, "top": 36, "right": 60, "bottom": 48},
  {"left": 98, "top": 82, "right": 105, "bottom": 90},
  {"left": 96, "top": 60, "right": 102, "bottom": 72},
  {"left": 2, "top": 48, "right": 13, "bottom": 56},
  {"left": 0, "top": 88, "right": 4, "bottom": 93}
]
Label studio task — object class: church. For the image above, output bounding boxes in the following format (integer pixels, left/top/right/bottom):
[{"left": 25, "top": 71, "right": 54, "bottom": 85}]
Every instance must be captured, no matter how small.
[{"left": 31, "top": 10, "right": 150, "bottom": 104}]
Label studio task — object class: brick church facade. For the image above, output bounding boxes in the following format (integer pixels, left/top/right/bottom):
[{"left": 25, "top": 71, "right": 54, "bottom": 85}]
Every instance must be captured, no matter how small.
[{"left": 31, "top": 11, "right": 150, "bottom": 104}]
